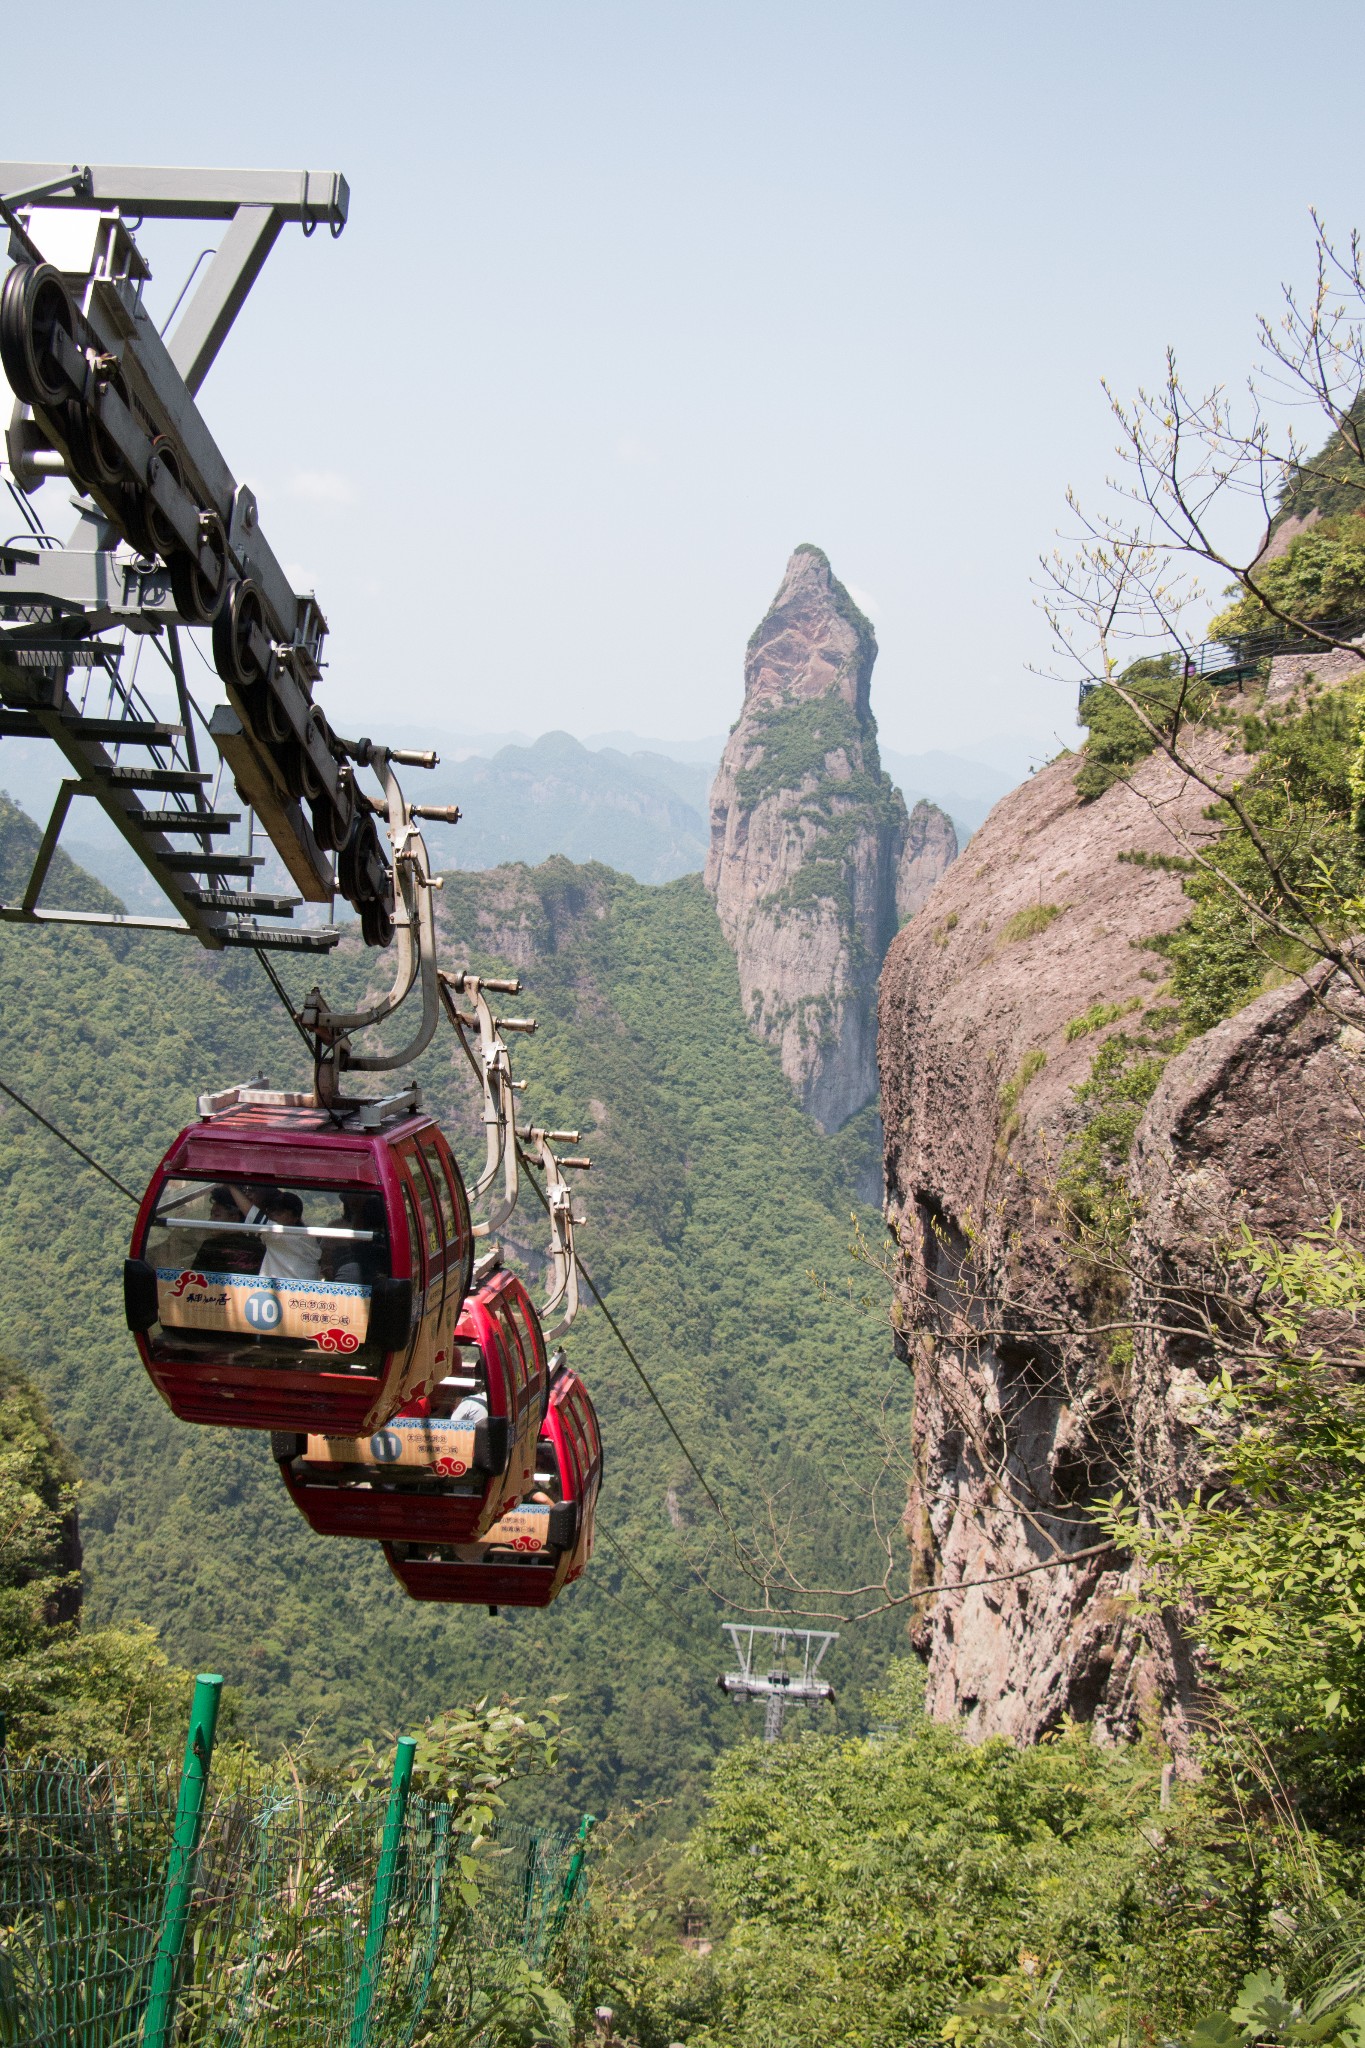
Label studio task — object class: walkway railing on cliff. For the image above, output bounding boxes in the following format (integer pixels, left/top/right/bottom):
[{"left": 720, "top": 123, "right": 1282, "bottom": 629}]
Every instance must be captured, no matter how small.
[{"left": 1077, "top": 614, "right": 1365, "bottom": 709}]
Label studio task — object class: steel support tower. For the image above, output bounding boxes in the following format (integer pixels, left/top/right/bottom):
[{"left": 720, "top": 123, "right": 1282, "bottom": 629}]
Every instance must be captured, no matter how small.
[
  {"left": 718, "top": 1624, "right": 836, "bottom": 1742},
  {"left": 0, "top": 161, "right": 406, "bottom": 954}
]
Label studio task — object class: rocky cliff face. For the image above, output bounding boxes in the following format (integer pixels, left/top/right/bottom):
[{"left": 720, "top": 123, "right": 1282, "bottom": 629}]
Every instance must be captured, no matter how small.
[
  {"left": 897, "top": 799, "right": 958, "bottom": 921},
  {"left": 877, "top": 726, "right": 1365, "bottom": 1749},
  {"left": 706, "top": 545, "right": 955, "bottom": 1132}
]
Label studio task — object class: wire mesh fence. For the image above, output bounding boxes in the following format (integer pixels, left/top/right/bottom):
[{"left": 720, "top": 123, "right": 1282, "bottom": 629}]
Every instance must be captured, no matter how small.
[{"left": 0, "top": 1746, "right": 590, "bottom": 2048}]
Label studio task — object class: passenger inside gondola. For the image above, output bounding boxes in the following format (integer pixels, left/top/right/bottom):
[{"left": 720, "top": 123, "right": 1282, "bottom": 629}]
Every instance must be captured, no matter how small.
[
  {"left": 143, "top": 1176, "right": 392, "bottom": 1370},
  {"left": 260, "top": 1192, "right": 320, "bottom": 1280},
  {"left": 329, "top": 1193, "right": 389, "bottom": 1284},
  {"left": 402, "top": 1348, "right": 490, "bottom": 1444},
  {"left": 531, "top": 1436, "right": 564, "bottom": 1505},
  {"left": 395, "top": 1436, "right": 565, "bottom": 1565},
  {"left": 305, "top": 1348, "right": 492, "bottom": 1491},
  {"left": 187, "top": 1186, "right": 263, "bottom": 1274},
  {"left": 225, "top": 1185, "right": 323, "bottom": 1280}
]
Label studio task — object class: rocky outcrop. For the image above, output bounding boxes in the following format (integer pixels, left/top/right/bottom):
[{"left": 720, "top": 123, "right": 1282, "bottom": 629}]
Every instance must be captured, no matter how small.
[
  {"left": 877, "top": 724, "right": 1365, "bottom": 1748},
  {"left": 1129, "top": 965, "right": 1365, "bottom": 1529},
  {"left": 897, "top": 800, "right": 958, "bottom": 922},
  {"left": 706, "top": 545, "right": 950, "bottom": 1132}
]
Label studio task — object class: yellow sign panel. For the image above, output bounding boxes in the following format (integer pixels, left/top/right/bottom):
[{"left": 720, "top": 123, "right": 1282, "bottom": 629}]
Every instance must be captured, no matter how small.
[
  {"left": 477, "top": 1502, "right": 552, "bottom": 1555},
  {"left": 156, "top": 1268, "right": 371, "bottom": 1352},
  {"left": 305, "top": 1417, "right": 478, "bottom": 1476}
]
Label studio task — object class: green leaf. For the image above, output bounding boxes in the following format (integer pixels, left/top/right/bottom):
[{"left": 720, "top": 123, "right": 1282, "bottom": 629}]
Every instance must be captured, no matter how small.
[{"left": 1183, "top": 2019, "right": 1248, "bottom": 2047}]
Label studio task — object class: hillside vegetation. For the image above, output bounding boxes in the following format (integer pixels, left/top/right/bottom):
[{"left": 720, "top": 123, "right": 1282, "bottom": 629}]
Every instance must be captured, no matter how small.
[{"left": 0, "top": 797, "right": 902, "bottom": 1824}]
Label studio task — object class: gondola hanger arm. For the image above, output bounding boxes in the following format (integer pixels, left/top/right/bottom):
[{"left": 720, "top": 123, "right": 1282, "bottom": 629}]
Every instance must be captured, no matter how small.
[
  {"left": 524, "top": 1126, "right": 590, "bottom": 1341},
  {"left": 303, "top": 745, "right": 443, "bottom": 1096},
  {"left": 438, "top": 969, "right": 525, "bottom": 1232}
]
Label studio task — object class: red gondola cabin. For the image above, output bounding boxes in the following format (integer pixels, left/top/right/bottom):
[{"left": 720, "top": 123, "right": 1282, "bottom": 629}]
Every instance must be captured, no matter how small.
[
  {"left": 124, "top": 1093, "right": 473, "bottom": 1436},
  {"left": 382, "top": 1365, "right": 602, "bottom": 1610},
  {"left": 272, "top": 1265, "right": 548, "bottom": 1542}
]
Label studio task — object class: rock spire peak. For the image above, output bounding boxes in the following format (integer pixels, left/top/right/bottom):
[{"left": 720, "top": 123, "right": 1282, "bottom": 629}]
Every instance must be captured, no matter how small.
[{"left": 705, "top": 545, "right": 955, "bottom": 1132}]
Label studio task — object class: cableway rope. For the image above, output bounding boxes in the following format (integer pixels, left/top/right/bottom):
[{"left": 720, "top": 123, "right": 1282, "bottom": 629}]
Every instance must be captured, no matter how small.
[
  {"left": 251, "top": 947, "right": 316, "bottom": 1056},
  {"left": 0, "top": 1076, "right": 141, "bottom": 1203},
  {"left": 594, "top": 1528, "right": 752, "bottom": 1684},
  {"left": 441, "top": 991, "right": 764, "bottom": 1600},
  {"left": 444, "top": 1011, "right": 760, "bottom": 1565},
  {"left": 0, "top": 952, "right": 310, "bottom": 1203},
  {"left": 596, "top": 1524, "right": 701, "bottom": 1642},
  {"left": 514, "top": 1144, "right": 744, "bottom": 1542}
]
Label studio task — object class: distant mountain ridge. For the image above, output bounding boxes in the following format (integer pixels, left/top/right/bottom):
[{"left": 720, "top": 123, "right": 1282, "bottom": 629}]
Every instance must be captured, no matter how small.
[
  {"left": 881, "top": 745, "right": 1018, "bottom": 838},
  {"left": 0, "top": 726, "right": 1022, "bottom": 912},
  {"left": 413, "top": 731, "right": 712, "bottom": 882}
]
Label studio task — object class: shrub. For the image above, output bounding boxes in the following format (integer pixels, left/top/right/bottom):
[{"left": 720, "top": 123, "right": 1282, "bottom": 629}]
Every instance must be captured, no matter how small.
[
  {"left": 1064, "top": 999, "right": 1141, "bottom": 1042},
  {"left": 1075, "top": 659, "right": 1210, "bottom": 802},
  {"left": 1003, "top": 903, "right": 1064, "bottom": 943},
  {"left": 1097, "top": 1219, "right": 1365, "bottom": 1837},
  {"left": 1165, "top": 683, "right": 1365, "bottom": 1032},
  {"left": 621, "top": 1665, "right": 1286, "bottom": 2048},
  {"left": 1208, "top": 514, "right": 1365, "bottom": 645},
  {"left": 1057, "top": 1031, "right": 1178, "bottom": 1253},
  {"left": 0, "top": 1354, "right": 190, "bottom": 1759},
  {"left": 1000, "top": 1048, "right": 1047, "bottom": 1116}
]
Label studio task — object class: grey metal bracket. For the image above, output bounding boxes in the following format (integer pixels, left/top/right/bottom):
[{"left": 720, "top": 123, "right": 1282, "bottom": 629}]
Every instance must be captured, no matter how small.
[
  {"left": 0, "top": 164, "right": 348, "bottom": 227},
  {"left": 21, "top": 778, "right": 79, "bottom": 911},
  {"left": 719, "top": 1625, "right": 838, "bottom": 1741},
  {"left": 439, "top": 969, "right": 527, "bottom": 1235},
  {"left": 167, "top": 205, "right": 284, "bottom": 396},
  {"left": 523, "top": 1127, "right": 590, "bottom": 1340}
]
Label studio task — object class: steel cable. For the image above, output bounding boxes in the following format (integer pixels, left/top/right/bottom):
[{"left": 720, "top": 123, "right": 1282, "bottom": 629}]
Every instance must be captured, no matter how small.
[
  {"left": 0, "top": 1075, "right": 141, "bottom": 1203},
  {"left": 251, "top": 946, "right": 317, "bottom": 1055},
  {"left": 596, "top": 1525, "right": 703, "bottom": 1645},
  {"left": 443, "top": 1010, "right": 766, "bottom": 1564},
  {"left": 514, "top": 1145, "right": 743, "bottom": 1540}
]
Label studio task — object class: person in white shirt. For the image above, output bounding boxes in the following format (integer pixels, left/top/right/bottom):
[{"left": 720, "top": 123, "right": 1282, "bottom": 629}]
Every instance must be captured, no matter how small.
[{"left": 251, "top": 1190, "right": 322, "bottom": 1282}]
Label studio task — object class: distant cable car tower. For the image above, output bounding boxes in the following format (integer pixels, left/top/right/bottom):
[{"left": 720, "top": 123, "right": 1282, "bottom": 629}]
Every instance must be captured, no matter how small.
[{"left": 718, "top": 1624, "right": 837, "bottom": 1742}]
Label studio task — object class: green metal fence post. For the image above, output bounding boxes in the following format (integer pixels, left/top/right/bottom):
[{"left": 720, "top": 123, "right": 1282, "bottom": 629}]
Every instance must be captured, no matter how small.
[
  {"left": 550, "top": 1812, "right": 597, "bottom": 1941},
  {"left": 348, "top": 1734, "right": 416, "bottom": 2048},
  {"left": 140, "top": 1672, "right": 222, "bottom": 2048}
]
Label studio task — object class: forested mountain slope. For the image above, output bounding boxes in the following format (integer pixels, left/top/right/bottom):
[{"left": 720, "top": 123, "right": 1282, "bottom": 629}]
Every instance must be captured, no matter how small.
[{"left": 0, "top": 797, "right": 902, "bottom": 1822}]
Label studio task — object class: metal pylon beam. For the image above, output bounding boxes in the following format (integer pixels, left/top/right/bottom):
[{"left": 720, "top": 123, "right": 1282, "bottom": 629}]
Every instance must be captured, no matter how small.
[{"left": 717, "top": 1624, "right": 837, "bottom": 1741}]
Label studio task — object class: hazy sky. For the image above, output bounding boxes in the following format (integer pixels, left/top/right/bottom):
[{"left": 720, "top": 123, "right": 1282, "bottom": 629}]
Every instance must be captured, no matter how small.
[{"left": 3, "top": 0, "right": 1363, "bottom": 763}]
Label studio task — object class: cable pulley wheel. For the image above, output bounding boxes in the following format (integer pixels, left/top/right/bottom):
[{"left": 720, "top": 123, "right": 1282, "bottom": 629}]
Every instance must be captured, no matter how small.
[
  {"left": 111, "top": 476, "right": 158, "bottom": 561},
  {"left": 141, "top": 438, "right": 185, "bottom": 562},
  {"left": 274, "top": 736, "right": 309, "bottom": 803},
  {"left": 61, "top": 366, "right": 130, "bottom": 493},
  {"left": 169, "top": 509, "right": 229, "bottom": 626},
  {"left": 337, "top": 811, "right": 384, "bottom": 906},
  {"left": 264, "top": 684, "right": 294, "bottom": 747},
  {"left": 211, "top": 578, "right": 270, "bottom": 694},
  {"left": 0, "top": 263, "right": 75, "bottom": 411},
  {"left": 297, "top": 706, "right": 329, "bottom": 803},
  {"left": 311, "top": 765, "right": 356, "bottom": 854},
  {"left": 361, "top": 896, "right": 395, "bottom": 948}
]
